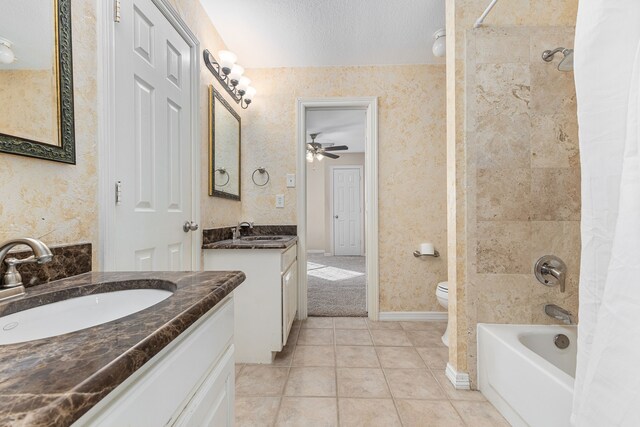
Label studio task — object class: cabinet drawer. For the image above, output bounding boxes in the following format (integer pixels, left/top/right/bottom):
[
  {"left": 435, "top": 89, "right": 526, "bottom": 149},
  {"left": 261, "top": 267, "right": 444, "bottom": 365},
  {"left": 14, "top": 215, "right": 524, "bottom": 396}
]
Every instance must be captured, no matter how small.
[{"left": 281, "top": 244, "right": 297, "bottom": 273}]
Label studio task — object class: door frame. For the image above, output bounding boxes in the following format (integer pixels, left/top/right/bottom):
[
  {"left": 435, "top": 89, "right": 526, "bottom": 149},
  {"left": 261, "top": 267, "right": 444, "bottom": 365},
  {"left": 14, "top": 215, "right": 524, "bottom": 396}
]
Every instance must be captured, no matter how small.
[
  {"left": 329, "top": 165, "right": 365, "bottom": 257},
  {"left": 97, "top": 0, "right": 201, "bottom": 270},
  {"left": 296, "top": 97, "right": 379, "bottom": 320}
]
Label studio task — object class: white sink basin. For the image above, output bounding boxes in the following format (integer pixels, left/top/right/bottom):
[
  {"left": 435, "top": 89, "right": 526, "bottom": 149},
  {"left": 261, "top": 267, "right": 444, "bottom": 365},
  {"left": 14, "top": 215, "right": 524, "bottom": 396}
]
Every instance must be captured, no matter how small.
[{"left": 0, "top": 289, "right": 172, "bottom": 345}]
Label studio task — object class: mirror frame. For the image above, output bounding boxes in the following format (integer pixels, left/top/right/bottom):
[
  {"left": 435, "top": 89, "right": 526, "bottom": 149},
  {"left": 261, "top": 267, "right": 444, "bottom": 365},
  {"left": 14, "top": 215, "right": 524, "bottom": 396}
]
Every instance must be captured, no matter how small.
[
  {"left": 209, "top": 85, "right": 241, "bottom": 200},
  {"left": 0, "top": 0, "right": 76, "bottom": 164}
]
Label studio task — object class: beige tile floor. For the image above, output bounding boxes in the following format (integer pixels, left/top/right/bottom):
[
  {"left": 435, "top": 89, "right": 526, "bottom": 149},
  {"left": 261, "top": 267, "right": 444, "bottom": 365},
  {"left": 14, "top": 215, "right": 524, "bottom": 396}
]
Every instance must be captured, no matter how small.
[{"left": 235, "top": 317, "right": 509, "bottom": 427}]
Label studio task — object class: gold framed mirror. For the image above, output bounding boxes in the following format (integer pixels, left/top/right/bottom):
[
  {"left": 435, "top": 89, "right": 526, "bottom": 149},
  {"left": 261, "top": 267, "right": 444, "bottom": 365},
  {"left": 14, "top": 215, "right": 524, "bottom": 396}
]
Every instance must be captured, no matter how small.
[
  {"left": 0, "top": 0, "right": 76, "bottom": 164},
  {"left": 209, "top": 85, "right": 241, "bottom": 200}
]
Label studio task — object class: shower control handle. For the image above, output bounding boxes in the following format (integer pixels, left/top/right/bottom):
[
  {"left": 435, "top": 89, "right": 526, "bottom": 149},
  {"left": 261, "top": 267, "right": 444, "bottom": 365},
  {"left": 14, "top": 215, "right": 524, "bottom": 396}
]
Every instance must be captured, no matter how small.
[{"left": 535, "top": 255, "right": 567, "bottom": 293}]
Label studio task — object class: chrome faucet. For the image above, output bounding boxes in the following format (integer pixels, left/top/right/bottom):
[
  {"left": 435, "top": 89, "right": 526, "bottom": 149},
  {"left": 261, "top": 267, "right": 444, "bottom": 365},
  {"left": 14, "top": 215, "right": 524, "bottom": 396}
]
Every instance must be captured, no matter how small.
[
  {"left": 535, "top": 255, "right": 567, "bottom": 293},
  {"left": 544, "top": 304, "right": 573, "bottom": 325},
  {"left": 234, "top": 221, "right": 253, "bottom": 239},
  {"left": 0, "top": 238, "right": 53, "bottom": 299}
]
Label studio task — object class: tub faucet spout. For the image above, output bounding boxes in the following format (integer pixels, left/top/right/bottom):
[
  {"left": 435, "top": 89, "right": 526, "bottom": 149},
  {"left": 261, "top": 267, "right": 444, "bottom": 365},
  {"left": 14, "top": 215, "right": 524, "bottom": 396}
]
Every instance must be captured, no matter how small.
[{"left": 544, "top": 304, "right": 573, "bottom": 325}]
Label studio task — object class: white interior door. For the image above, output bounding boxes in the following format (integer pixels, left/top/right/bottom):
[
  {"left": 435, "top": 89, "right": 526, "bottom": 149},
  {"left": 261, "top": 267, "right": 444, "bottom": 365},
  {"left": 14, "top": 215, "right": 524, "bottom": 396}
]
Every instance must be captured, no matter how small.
[
  {"left": 333, "top": 167, "right": 362, "bottom": 256},
  {"left": 113, "top": 0, "right": 194, "bottom": 271}
]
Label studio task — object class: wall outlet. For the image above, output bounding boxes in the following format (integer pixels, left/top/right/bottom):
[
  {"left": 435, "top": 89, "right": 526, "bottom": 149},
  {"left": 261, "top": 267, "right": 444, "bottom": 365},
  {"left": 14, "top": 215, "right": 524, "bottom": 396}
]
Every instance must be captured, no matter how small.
[
  {"left": 286, "top": 174, "right": 295, "bottom": 188},
  {"left": 275, "top": 194, "right": 285, "bottom": 208}
]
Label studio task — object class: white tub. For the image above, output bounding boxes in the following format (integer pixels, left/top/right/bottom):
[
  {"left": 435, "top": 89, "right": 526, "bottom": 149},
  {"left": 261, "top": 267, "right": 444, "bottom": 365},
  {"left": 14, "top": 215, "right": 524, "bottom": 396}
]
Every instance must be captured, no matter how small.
[{"left": 477, "top": 324, "right": 576, "bottom": 427}]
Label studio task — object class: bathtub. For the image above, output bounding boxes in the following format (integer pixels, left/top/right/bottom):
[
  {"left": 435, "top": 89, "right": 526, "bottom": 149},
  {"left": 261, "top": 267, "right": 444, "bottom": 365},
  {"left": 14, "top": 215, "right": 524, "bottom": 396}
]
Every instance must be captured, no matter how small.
[{"left": 477, "top": 324, "right": 576, "bottom": 427}]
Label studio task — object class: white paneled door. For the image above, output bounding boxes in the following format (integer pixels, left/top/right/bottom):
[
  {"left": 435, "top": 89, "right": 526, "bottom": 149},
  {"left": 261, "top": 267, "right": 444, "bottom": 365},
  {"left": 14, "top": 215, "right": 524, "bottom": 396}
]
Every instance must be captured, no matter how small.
[
  {"left": 333, "top": 167, "right": 362, "bottom": 256},
  {"left": 113, "top": 0, "right": 194, "bottom": 271}
]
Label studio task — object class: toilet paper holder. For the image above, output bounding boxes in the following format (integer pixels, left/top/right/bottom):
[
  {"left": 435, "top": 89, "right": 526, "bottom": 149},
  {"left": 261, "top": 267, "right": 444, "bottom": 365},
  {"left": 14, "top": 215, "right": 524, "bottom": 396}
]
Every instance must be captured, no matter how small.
[{"left": 413, "top": 249, "right": 440, "bottom": 258}]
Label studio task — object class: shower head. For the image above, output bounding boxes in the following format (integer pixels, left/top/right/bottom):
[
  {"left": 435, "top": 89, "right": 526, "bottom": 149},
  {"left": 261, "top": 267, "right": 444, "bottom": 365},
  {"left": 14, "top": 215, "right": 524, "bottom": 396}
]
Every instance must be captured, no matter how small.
[{"left": 542, "top": 47, "right": 574, "bottom": 72}]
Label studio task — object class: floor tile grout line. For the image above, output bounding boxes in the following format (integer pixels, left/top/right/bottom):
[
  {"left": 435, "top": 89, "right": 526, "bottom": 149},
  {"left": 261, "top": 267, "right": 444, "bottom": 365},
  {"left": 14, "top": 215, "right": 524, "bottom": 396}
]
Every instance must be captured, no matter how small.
[{"left": 371, "top": 328, "right": 405, "bottom": 426}]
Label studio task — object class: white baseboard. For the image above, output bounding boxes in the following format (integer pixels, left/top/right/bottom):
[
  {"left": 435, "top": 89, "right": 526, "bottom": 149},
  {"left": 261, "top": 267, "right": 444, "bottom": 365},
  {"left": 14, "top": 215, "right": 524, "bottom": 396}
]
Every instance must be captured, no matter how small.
[
  {"left": 446, "top": 362, "right": 470, "bottom": 390},
  {"left": 377, "top": 311, "right": 448, "bottom": 321},
  {"left": 306, "top": 250, "right": 325, "bottom": 254}
]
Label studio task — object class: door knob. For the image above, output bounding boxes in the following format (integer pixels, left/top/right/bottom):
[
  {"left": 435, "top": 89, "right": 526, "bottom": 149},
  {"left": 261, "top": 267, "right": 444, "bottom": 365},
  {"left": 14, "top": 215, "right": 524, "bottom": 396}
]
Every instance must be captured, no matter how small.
[
  {"left": 183, "top": 221, "right": 199, "bottom": 232},
  {"left": 334, "top": 215, "right": 339, "bottom": 219}
]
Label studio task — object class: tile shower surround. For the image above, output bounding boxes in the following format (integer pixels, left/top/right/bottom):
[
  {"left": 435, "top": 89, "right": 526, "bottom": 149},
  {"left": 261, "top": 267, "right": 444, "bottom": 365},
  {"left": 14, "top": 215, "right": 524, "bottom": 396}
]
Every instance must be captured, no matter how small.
[{"left": 235, "top": 318, "right": 508, "bottom": 426}]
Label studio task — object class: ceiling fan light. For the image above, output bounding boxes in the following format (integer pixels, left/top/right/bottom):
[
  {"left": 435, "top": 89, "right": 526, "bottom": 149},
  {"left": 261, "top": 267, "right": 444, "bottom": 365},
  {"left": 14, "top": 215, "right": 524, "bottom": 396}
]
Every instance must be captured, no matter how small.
[
  {"left": 306, "top": 151, "right": 314, "bottom": 162},
  {"left": 316, "top": 153, "right": 324, "bottom": 161}
]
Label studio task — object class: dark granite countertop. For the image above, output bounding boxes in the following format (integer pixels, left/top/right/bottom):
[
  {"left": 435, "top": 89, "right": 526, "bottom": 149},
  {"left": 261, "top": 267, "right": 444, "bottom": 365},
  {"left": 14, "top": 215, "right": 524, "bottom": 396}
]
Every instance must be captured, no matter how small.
[
  {"left": 202, "top": 235, "right": 298, "bottom": 250},
  {"left": 0, "top": 270, "right": 245, "bottom": 427}
]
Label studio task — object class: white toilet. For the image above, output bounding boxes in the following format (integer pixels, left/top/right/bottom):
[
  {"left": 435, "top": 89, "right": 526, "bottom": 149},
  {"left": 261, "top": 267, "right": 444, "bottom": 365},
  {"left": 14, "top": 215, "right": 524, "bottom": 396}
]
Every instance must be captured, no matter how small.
[{"left": 435, "top": 281, "right": 449, "bottom": 347}]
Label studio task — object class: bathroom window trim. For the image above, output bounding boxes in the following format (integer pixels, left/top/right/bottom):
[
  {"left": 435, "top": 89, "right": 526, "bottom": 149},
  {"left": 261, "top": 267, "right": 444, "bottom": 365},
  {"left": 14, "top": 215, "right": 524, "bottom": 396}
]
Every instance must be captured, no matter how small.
[
  {"left": 296, "top": 97, "right": 379, "bottom": 321},
  {"left": 97, "top": 0, "right": 202, "bottom": 271}
]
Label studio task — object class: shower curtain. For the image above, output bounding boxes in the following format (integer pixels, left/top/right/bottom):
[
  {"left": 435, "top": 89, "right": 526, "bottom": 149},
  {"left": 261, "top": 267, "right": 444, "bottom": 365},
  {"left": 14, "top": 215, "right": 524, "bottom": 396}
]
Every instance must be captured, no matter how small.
[{"left": 572, "top": 1, "right": 640, "bottom": 425}]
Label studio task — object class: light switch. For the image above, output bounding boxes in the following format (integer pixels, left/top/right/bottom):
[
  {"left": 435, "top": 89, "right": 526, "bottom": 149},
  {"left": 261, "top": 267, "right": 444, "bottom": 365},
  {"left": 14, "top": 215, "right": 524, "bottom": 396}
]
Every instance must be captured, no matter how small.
[
  {"left": 276, "top": 194, "right": 285, "bottom": 208},
  {"left": 286, "top": 174, "right": 295, "bottom": 188}
]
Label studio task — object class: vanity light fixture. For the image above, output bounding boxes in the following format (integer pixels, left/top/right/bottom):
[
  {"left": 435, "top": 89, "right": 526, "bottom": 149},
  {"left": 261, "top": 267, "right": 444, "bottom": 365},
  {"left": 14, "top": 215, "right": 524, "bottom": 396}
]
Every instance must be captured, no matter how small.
[
  {"left": 432, "top": 29, "right": 446, "bottom": 58},
  {"left": 203, "top": 49, "right": 256, "bottom": 109},
  {"left": 0, "top": 38, "right": 16, "bottom": 64}
]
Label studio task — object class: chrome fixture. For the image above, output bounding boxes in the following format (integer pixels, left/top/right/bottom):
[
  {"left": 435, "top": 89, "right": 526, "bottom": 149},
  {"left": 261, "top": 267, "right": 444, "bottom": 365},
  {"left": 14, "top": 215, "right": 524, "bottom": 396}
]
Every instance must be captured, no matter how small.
[
  {"left": 183, "top": 221, "right": 199, "bottom": 232},
  {"left": 432, "top": 29, "right": 446, "bottom": 57},
  {"left": 544, "top": 304, "right": 573, "bottom": 325},
  {"left": 535, "top": 255, "right": 567, "bottom": 292},
  {"left": 238, "top": 221, "right": 254, "bottom": 230},
  {"left": 203, "top": 49, "right": 256, "bottom": 109},
  {"left": 474, "top": 0, "right": 499, "bottom": 28},
  {"left": 413, "top": 250, "right": 440, "bottom": 258},
  {"left": 251, "top": 167, "right": 270, "bottom": 186},
  {"left": 542, "top": 47, "right": 574, "bottom": 71},
  {"left": 0, "top": 238, "right": 53, "bottom": 301},
  {"left": 232, "top": 227, "right": 241, "bottom": 240},
  {"left": 214, "top": 167, "right": 230, "bottom": 187},
  {"left": 554, "top": 333, "right": 570, "bottom": 349},
  {"left": 0, "top": 37, "right": 16, "bottom": 64}
]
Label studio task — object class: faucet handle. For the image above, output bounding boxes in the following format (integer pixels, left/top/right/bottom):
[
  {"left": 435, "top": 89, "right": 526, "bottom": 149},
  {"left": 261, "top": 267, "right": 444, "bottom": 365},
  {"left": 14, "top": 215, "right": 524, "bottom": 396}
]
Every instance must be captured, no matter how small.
[
  {"left": 535, "top": 255, "right": 567, "bottom": 293},
  {"left": 2, "top": 257, "right": 31, "bottom": 288}
]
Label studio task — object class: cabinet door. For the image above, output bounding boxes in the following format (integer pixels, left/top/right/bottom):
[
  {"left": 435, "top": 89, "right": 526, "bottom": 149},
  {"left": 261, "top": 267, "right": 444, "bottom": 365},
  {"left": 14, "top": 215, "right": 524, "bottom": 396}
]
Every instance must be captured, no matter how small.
[
  {"left": 174, "top": 346, "right": 235, "bottom": 427},
  {"left": 282, "top": 260, "right": 298, "bottom": 346}
]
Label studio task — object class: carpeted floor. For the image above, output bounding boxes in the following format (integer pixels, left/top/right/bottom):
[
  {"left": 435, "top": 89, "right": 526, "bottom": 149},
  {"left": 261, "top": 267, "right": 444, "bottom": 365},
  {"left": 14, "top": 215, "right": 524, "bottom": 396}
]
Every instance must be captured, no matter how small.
[{"left": 307, "top": 254, "right": 367, "bottom": 317}]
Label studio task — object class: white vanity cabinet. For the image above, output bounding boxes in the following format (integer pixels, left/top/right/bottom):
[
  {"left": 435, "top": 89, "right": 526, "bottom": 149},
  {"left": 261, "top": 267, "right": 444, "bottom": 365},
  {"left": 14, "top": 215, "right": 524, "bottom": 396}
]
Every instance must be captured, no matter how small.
[
  {"left": 74, "top": 296, "right": 236, "bottom": 427},
  {"left": 204, "top": 243, "right": 298, "bottom": 364}
]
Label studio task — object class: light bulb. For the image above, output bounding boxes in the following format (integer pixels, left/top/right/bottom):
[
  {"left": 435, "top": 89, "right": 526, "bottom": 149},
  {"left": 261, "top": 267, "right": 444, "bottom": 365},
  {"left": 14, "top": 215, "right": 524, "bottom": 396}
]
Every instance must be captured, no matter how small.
[
  {"left": 244, "top": 86, "right": 256, "bottom": 102},
  {"left": 0, "top": 42, "right": 15, "bottom": 64},
  {"left": 306, "top": 151, "right": 314, "bottom": 162},
  {"left": 237, "top": 76, "right": 251, "bottom": 94},
  {"left": 218, "top": 50, "right": 237, "bottom": 74},
  {"left": 316, "top": 153, "right": 324, "bottom": 161},
  {"left": 228, "top": 64, "right": 244, "bottom": 85},
  {"left": 432, "top": 29, "right": 446, "bottom": 58}
]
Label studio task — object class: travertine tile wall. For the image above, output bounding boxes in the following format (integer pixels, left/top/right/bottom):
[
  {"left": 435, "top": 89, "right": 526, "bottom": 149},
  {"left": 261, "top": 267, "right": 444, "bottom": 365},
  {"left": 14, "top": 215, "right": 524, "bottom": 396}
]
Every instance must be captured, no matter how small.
[
  {"left": 463, "top": 26, "right": 580, "bottom": 384},
  {"left": 241, "top": 65, "right": 448, "bottom": 312},
  {"left": 446, "top": 0, "right": 579, "bottom": 386}
]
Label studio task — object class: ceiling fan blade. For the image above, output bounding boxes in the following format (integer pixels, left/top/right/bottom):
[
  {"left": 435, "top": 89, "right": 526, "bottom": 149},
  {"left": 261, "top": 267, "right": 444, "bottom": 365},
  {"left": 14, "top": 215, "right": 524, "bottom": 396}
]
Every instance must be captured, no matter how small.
[
  {"left": 323, "top": 145, "right": 349, "bottom": 151},
  {"left": 322, "top": 152, "right": 340, "bottom": 159}
]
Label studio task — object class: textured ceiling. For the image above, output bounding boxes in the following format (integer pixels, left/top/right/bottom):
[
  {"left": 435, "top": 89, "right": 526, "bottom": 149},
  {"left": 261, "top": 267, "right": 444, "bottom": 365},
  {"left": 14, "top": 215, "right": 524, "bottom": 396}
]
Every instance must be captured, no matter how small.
[
  {"left": 306, "top": 109, "right": 366, "bottom": 153},
  {"left": 199, "top": 0, "right": 446, "bottom": 68},
  {"left": 0, "top": 0, "right": 55, "bottom": 70}
]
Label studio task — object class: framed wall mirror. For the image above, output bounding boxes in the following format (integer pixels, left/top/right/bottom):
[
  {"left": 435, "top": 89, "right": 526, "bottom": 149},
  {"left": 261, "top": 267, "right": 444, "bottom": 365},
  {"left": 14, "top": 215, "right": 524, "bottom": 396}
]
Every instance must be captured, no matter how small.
[
  {"left": 0, "top": 0, "right": 76, "bottom": 164},
  {"left": 209, "top": 85, "right": 241, "bottom": 200}
]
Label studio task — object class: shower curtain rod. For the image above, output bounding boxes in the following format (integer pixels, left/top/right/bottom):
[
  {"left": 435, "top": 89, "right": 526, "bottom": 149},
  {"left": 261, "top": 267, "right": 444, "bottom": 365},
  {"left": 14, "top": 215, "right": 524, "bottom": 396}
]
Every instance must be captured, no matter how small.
[{"left": 474, "top": 0, "right": 499, "bottom": 28}]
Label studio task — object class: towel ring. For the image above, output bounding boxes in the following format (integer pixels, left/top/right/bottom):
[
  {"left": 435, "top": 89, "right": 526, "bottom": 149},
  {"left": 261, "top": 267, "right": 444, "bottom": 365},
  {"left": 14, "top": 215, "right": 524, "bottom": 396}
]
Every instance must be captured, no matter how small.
[
  {"left": 214, "top": 167, "right": 230, "bottom": 187},
  {"left": 252, "top": 167, "right": 270, "bottom": 186}
]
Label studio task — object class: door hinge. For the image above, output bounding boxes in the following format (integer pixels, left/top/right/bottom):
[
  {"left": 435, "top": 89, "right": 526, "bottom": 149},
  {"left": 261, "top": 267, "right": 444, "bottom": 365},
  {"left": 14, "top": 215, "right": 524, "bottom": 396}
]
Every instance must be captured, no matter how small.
[
  {"left": 114, "top": 0, "right": 121, "bottom": 23},
  {"left": 115, "top": 180, "right": 122, "bottom": 205}
]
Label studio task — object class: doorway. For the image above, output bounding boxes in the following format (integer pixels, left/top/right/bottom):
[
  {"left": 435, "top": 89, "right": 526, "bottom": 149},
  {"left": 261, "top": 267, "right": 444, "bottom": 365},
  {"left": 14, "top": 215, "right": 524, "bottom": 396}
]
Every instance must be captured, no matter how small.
[
  {"left": 296, "top": 98, "right": 379, "bottom": 320},
  {"left": 99, "top": 0, "right": 201, "bottom": 271}
]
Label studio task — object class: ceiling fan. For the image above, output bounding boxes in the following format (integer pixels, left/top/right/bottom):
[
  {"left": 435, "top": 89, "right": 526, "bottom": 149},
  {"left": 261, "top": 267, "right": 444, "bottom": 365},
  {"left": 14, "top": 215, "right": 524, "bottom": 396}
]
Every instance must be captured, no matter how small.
[{"left": 306, "top": 133, "right": 349, "bottom": 162}]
